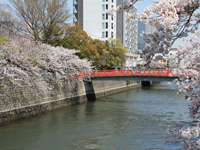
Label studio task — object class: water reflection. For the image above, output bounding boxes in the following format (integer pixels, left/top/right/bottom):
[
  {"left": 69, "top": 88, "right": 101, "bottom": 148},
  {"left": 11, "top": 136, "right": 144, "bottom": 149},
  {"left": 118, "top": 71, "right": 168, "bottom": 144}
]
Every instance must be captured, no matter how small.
[{"left": 0, "top": 82, "right": 193, "bottom": 150}]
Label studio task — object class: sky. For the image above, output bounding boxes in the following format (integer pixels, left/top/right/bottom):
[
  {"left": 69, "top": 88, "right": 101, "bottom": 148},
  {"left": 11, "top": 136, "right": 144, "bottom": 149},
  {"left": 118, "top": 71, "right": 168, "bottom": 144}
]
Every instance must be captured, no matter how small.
[
  {"left": 0, "top": 0, "right": 9, "bottom": 5},
  {"left": 0, "top": 0, "right": 187, "bottom": 48}
]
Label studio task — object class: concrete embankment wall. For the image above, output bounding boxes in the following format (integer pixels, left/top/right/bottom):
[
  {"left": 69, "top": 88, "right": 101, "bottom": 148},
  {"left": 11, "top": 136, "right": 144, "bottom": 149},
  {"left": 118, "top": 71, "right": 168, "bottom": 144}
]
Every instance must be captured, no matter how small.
[{"left": 0, "top": 80, "right": 141, "bottom": 126}]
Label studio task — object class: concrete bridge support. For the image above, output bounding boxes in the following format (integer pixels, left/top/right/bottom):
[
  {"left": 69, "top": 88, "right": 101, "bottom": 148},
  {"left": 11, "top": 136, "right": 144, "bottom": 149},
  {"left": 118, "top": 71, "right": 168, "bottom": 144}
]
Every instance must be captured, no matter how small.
[{"left": 83, "top": 81, "right": 96, "bottom": 101}]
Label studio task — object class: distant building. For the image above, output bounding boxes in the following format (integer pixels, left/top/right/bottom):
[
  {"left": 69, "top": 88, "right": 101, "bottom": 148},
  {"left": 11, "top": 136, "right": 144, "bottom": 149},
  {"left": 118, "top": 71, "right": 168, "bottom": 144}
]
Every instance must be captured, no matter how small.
[
  {"left": 169, "top": 48, "right": 178, "bottom": 56},
  {"left": 137, "top": 20, "right": 156, "bottom": 50},
  {"left": 153, "top": 48, "right": 179, "bottom": 67},
  {"left": 123, "top": 6, "right": 138, "bottom": 68},
  {"left": 73, "top": 0, "right": 138, "bottom": 68},
  {"left": 158, "top": 59, "right": 167, "bottom": 66},
  {"left": 137, "top": 20, "right": 146, "bottom": 50},
  {"left": 168, "top": 48, "right": 179, "bottom": 66}
]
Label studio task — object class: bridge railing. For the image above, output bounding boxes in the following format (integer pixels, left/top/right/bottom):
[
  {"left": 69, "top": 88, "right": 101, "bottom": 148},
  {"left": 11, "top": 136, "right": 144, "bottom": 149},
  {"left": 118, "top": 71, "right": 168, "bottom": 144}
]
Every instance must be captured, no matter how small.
[
  {"left": 89, "top": 69, "right": 173, "bottom": 76},
  {"left": 71, "top": 69, "right": 174, "bottom": 79}
]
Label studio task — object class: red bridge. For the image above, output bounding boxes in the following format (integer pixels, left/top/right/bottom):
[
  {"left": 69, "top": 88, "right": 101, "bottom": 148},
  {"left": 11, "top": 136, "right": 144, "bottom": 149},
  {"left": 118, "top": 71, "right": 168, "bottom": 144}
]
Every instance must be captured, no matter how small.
[{"left": 72, "top": 69, "right": 178, "bottom": 82}]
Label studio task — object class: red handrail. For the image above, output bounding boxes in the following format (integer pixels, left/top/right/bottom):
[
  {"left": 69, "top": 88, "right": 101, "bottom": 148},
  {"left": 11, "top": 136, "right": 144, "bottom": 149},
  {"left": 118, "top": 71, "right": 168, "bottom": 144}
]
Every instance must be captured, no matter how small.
[{"left": 71, "top": 69, "right": 175, "bottom": 79}]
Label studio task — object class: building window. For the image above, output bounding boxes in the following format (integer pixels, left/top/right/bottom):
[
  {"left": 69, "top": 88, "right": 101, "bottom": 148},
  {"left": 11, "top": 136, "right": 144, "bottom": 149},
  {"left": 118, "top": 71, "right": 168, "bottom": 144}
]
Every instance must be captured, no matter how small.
[
  {"left": 106, "top": 0, "right": 108, "bottom": 1},
  {"left": 112, "top": 0, "right": 113, "bottom": 2},
  {"left": 111, "top": 23, "right": 113, "bottom": 29},
  {"left": 102, "top": 32, "right": 105, "bottom": 38},
  {"left": 106, "top": 4, "right": 108, "bottom": 9},
  {"left": 102, "top": 22, "right": 105, "bottom": 29},
  {"left": 102, "top": 0, "right": 105, "bottom": 2},
  {"left": 102, "top": 14, "right": 105, "bottom": 20},
  {"left": 106, "top": 22, "right": 108, "bottom": 29},
  {"left": 111, "top": 32, "right": 113, "bottom": 38},
  {"left": 106, "top": 14, "right": 108, "bottom": 19},
  {"left": 111, "top": 15, "right": 113, "bottom": 20},
  {"left": 102, "top": 5, "right": 105, "bottom": 11},
  {"left": 106, "top": 31, "right": 108, "bottom": 37}
]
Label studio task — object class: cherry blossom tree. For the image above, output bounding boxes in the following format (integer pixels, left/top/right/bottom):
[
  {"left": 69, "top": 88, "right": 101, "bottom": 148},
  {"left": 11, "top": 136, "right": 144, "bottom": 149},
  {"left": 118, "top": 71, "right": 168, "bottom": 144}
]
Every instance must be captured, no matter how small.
[
  {"left": 0, "top": 35, "right": 92, "bottom": 97},
  {"left": 167, "top": 32, "right": 200, "bottom": 149},
  {"left": 107, "top": 0, "right": 200, "bottom": 65},
  {"left": 107, "top": 0, "right": 200, "bottom": 149}
]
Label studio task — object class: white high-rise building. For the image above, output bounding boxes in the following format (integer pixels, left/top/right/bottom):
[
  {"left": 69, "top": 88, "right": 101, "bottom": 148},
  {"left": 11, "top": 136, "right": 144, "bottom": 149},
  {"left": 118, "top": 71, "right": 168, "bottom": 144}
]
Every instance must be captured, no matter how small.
[
  {"left": 73, "top": 0, "right": 138, "bottom": 68},
  {"left": 122, "top": 7, "right": 138, "bottom": 68}
]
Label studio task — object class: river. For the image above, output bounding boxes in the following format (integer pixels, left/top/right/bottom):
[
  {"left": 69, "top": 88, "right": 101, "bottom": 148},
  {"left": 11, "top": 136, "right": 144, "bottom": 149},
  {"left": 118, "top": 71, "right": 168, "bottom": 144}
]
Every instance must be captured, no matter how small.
[{"left": 0, "top": 82, "right": 194, "bottom": 150}]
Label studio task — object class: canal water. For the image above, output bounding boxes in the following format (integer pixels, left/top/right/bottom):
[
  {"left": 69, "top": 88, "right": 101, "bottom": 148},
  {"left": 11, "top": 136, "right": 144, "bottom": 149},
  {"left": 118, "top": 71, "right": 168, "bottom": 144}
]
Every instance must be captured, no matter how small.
[{"left": 0, "top": 82, "right": 194, "bottom": 150}]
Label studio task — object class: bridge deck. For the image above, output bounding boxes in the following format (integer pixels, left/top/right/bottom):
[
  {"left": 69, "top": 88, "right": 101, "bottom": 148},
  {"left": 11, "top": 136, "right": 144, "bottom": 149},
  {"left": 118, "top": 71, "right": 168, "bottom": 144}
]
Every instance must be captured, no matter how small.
[
  {"left": 71, "top": 69, "right": 178, "bottom": 81},
  {"left": 90, "top": 74, "right": 178, "bottom": 81}
]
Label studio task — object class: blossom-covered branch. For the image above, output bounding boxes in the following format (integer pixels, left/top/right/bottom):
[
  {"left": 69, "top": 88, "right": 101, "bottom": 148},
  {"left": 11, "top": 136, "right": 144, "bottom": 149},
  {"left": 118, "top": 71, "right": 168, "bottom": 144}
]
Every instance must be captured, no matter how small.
[{"left": 166, "top": 31, "right": 200, "bottom": 149}]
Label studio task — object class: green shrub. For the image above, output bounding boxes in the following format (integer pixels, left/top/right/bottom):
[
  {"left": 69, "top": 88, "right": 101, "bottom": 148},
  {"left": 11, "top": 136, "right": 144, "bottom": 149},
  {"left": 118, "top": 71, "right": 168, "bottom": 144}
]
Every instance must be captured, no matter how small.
[{"left": 0, "top": 36, "right": 9, "bottom": 45}]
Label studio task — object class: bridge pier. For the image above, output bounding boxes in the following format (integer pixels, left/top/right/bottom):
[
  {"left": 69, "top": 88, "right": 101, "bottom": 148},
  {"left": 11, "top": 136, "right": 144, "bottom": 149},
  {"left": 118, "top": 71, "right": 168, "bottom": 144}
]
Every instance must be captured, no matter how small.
[
  {"left": 83, "top": 81, "right": 96, "bottom": 101},
  {"left": 141, "top": 81, "right": 151, "bottom": 87}
]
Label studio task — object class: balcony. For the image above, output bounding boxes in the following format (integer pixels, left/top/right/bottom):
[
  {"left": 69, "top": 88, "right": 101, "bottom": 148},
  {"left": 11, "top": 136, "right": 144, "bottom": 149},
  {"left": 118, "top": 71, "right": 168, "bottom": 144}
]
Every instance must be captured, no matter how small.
[
  {"left": 73, "top": 12, "right": 78, "bottom": 20},
  {"left": 73, "top": 0, "right": 78, "bottom": 4},
  {"left": 73, "top": 8, "right": 77, "bottom": 13},
  {"left": 74, "top": 4, "right": 78, "bottom": 11}
]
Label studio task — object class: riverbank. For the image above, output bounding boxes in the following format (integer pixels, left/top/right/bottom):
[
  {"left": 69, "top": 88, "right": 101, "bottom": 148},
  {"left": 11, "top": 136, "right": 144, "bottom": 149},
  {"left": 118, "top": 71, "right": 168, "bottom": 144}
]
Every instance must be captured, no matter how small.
[{"left": 0, "top": 80, "right": 141, "bottom": 126}]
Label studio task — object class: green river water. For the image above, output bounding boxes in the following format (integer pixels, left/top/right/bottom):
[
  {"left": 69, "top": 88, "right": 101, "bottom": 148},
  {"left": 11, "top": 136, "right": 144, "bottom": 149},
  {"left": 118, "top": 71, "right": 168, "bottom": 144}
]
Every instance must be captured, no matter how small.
[{"left": 0, "top": 82, "right": 193, "bottom": 150}]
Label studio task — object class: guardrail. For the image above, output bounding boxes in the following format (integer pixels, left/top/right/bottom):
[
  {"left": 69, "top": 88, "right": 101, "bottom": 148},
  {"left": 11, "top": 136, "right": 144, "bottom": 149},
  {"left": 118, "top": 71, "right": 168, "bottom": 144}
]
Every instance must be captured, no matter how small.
[{"left": 71, "top": 69, "right": 174, "bottom": 79}]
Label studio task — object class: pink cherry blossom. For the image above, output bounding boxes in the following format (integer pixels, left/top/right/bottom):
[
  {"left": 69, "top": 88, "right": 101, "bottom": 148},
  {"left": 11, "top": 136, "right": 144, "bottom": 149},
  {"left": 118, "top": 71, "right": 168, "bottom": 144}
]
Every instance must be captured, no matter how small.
[{"left": 0, "top": 35, "right": 92, "bottom": 97}]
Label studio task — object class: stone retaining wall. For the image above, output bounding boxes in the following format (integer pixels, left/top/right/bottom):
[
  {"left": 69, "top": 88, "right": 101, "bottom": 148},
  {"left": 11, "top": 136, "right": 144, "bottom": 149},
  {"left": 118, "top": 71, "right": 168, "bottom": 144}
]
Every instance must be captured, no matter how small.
[{"left": 0, "top": 80, "right": 141, "bottom": 126}]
